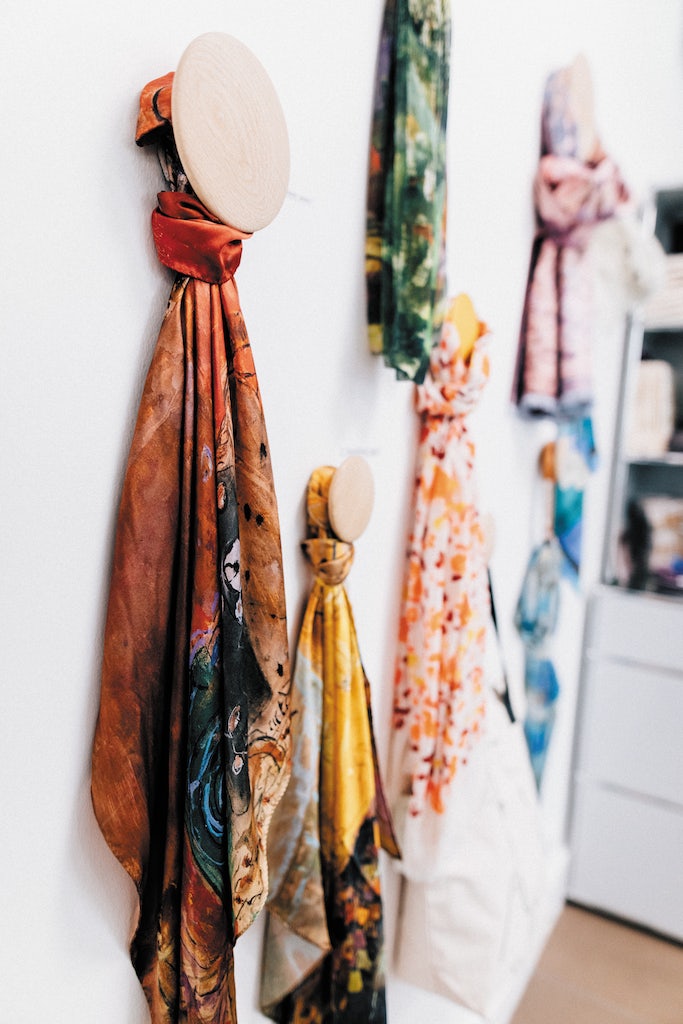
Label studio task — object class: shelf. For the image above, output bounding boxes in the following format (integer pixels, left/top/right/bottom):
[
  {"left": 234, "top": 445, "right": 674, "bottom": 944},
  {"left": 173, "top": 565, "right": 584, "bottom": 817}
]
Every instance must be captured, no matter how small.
[
  {"left": 575, "top": 188, "right": 683, "bottom": 942},
  {"left": 625, "top": 452, "right": 683, "bottom": 467},
  {"left": 604, "top": 578, "right": 683, "bottom": 599}
]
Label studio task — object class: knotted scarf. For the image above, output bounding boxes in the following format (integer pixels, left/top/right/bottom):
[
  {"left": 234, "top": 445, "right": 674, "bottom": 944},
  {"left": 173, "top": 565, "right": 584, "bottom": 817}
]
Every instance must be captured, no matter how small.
[
  {"left": 260, "top": 467, "right": 398, "bottom": 1024},
  {"left": 91, "top": 73, "right": 290, "bottom": 1024},
  {"left": 391, "top": 296, "right": 491, "bottom": 837},
  {"left": 366, "top": 0, "right": 451, "bottom": 384},
  {"left": 514, "top": 64, "right": 629, "bottom": 417}
]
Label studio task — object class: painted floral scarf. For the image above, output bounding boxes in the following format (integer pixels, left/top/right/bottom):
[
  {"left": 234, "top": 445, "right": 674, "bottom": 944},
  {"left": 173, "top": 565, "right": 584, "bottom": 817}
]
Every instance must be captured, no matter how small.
[
  {"left": 91, "top": 73, "right": 290, "bottom": 1024},
  {"left": 261, "top": 467, "right": 398, "bottom": 1024},
  {"left": 391, "top": 296, "right": 490, "bottom": 840},
  {"left": 366, "top": 0, "right": 451, "bottom": 383}
]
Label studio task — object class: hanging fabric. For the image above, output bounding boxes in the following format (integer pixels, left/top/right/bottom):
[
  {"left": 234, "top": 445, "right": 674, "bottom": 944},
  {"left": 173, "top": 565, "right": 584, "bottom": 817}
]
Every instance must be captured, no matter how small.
[
  {"left": 91, "top": 73, "right": 291, "bottom": 1024},
  {"left": 553, "top": 417, "right": 596, "bottom": 580},
  {"left": 515, "top": 534, "right": 562, "bottom": 788},
  {"left": 513, "top": 57, "right": 629, "bottom": 418},
  {"left": 392, "top": 574, "right": 546, "bottom": 1017},
  {"left": 261, "top": 466, "right": 398, "bottom": 1024},
  {"left": 366, "top": 0, "right": 451, "bottom": 383},
  {"left": 387, "top": 298, "right": 545, "bottom": 1018},
  {"left": 390, "top": 294, "right": 491, "bottom": 836}
]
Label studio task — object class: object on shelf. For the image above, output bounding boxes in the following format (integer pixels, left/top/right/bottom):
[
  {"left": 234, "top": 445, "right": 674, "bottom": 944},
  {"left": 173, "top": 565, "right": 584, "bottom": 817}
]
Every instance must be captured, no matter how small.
[
  {"left": 261, "top": 461, "right": 398, "bottom": 1024},
  {"left": 643, "top": 253, "right": 683, "bottom": 329},
  {"left": 641, "top": 495, "right": 683, "bottom": 590},
  {"left": 618, "top": 495, "right": 683, "bottom": 593},
  {"left": 625, "top": 359, "right": 676, "bottom": 458},
  {"left": 91, "top": 34, "right": 291, "bottom": 1024},
  {"left": 618, "top": 499, "right": 652, "bottom": 590},
  {"left": 366, "top": 0, "right": 451, "bottom": 383}
]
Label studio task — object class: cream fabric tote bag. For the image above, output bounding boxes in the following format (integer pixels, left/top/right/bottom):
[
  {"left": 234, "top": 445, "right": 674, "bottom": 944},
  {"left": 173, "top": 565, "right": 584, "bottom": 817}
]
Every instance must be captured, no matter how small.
[{"left": 392, "top": 686, "right": 546, "bottom": 1019}]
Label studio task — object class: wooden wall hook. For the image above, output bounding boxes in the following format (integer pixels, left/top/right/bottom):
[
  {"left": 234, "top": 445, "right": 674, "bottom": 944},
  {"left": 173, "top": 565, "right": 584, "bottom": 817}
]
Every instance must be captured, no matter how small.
[
  {"left": 568, "top": 53, "right": 599, "bottom": 162},
  {"left": 328, "top": 456, "right": 375, "bottom": 543},
  {"left": 172, "top": 32, "right": 290, "bottom": 233},
  {"left": 539, "top": 441, "right": 557, "bottom": 482}
]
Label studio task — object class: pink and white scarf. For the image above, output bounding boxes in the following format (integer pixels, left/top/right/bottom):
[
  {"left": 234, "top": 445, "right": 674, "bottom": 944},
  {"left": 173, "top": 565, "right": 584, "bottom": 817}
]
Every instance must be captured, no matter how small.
[{"left": 515, "top": 64, "right": 629, "bottom": 417}]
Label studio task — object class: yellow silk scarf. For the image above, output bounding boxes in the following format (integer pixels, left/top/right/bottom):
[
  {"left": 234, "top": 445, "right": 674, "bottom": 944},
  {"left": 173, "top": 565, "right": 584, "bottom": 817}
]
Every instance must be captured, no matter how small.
[{"left": 261, "top": 467, "right": 397, "bottom": 1023}]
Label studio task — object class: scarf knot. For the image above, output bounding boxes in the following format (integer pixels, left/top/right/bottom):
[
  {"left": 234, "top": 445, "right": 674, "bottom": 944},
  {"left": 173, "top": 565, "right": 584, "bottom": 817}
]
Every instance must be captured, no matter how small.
[
  {"left": 152, "top": 191, "right": 252, "bottom": 284},
  {"left": 417, "top": 314, "right": 491, "bottom": 421},
  {"left": 534, "top": 154, "right": 628, "bottom": 247},
  {"left": 301, "top": 537, "right": 354, "bottom": 587}
]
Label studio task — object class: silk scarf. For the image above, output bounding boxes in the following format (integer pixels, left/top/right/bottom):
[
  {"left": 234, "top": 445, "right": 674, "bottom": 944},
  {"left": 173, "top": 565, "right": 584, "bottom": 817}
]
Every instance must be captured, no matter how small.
[
  {"left": 514, "top": 537, "right": 562, "bottom": 788},
  {"left": 260, "top": 467, "right": 399, "bottom": 1024},
  {"left": 391, "top": 295, "right": 490, "bottom": 845},
  {"left": 91, "top": 73, "right": 291, "bottom": 1024},
  {"left": 553, "top": 416, "right": 596, "bottom": 580},
  {"left": 514, "top": 63, "right": 629, "bottom": 417},
  {"left": 366, "top": 0, "right": 451, "bottom": 384}
]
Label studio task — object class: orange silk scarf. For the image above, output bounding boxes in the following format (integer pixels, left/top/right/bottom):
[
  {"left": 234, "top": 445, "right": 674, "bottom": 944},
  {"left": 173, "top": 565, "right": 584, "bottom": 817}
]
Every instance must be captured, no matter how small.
[
  {"left": 391, "top": 297, "right": 490, "bottom": 825},
  {"left": 91, "top": 74, "right": 290, "bottom": 1024}
]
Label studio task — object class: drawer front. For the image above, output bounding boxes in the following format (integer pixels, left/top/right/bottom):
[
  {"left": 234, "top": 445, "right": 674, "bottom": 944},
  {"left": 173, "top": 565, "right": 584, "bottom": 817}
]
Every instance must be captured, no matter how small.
[
  {"left": 569, "top": 783, "right": 683, "bottom": 941},
  {"left": 587, "top": 587, "right": 683, "bottom": 672},
  {"left": 576, "top": 658, "right": 683, "bottom": 805}
]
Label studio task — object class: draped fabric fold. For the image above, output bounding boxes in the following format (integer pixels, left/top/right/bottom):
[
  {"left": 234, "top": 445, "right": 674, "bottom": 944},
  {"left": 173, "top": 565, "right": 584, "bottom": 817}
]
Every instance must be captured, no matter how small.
[
  {"left": 261, "top": 467, "right": 398, "bottom": 1024},
  {"left": 390, "top": 296, "right": 491, "bottom": 865},
  {"left": 514, "top": 63, "right": 629, "bottom": 417},
  {"left": 91, "top": 75, "right": 290, "bottom": 1024},
  {"left": 366, "top": 0, "right": 451, "bottom": 383}
]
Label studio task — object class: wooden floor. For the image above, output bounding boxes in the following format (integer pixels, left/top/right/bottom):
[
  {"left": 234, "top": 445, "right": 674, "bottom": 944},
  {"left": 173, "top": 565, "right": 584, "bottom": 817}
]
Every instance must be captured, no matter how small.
[{"left": 511, "top": 904, "right": 683, "bottom": 1024}]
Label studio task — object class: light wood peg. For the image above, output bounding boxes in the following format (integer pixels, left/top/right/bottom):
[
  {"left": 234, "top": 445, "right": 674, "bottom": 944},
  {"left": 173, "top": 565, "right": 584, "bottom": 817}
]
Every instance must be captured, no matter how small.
[
  {"left": 539, "top": 441, "right": 557, "bottom": 482},
  {"left": 172, "top": 32, "right": 290, "bottom": 233},
  {"left": 569, "top": 53, "right": 599, "bottom": 163},
  {"left": 328, "top": 456, "right": 375, "bottom": 543}
]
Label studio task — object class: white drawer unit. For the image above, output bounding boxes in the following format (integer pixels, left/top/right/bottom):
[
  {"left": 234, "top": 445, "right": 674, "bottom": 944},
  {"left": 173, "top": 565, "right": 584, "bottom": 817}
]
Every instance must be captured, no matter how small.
[
  {"left": 569, "top": 783, "right": 683, "bottom": 941},
  {"left": 568, "top": 586, "right": 683, "bottom": 941},
  {"left": 584, "top": 585, "right": 683, "bottom": 672},
  {"left": 576, "top": 658, "right": 683, "bottom": 806}
]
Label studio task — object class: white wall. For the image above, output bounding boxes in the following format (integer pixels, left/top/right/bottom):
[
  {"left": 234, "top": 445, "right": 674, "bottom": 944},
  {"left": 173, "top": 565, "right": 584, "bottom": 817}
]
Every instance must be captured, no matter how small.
[{"left": 1, "top": 2, "right": 682, "bottom": 1023}]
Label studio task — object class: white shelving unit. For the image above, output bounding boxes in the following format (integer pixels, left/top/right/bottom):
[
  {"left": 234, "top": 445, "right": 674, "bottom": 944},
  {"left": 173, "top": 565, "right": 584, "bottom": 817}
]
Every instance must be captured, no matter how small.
[{"left": 568, "top": 189, "right": 683, "bottom": 941}]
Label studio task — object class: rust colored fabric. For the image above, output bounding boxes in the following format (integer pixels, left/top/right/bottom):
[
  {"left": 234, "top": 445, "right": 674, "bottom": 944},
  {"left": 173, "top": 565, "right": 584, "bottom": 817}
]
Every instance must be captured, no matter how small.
[
  {"left": 91, "top": 77, "right": 291, "bottom": 1024},
  {"left": 135, "top": 72, "right": 174, "bottom": 144}
]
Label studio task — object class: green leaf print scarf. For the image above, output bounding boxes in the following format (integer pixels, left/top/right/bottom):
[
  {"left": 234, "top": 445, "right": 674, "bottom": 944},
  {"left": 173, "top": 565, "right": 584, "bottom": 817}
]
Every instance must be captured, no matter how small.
[{"left": 366, "top": 0, "right": 451, "bottom": 384}]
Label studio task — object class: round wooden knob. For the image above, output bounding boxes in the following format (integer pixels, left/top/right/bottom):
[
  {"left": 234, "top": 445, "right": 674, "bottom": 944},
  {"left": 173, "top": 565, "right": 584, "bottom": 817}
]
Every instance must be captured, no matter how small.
[
  {"left": 172, "top": 32, "right": 290, "bottom": 233},
  {"left": 539, "top": 442, "right": 557, "bottom": 482},
  {"left": 569, "top": 53, "right": 599, "bottom": 162},
  {"left": 328, "top": 456, "right": 375, "bottom": 542}
]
